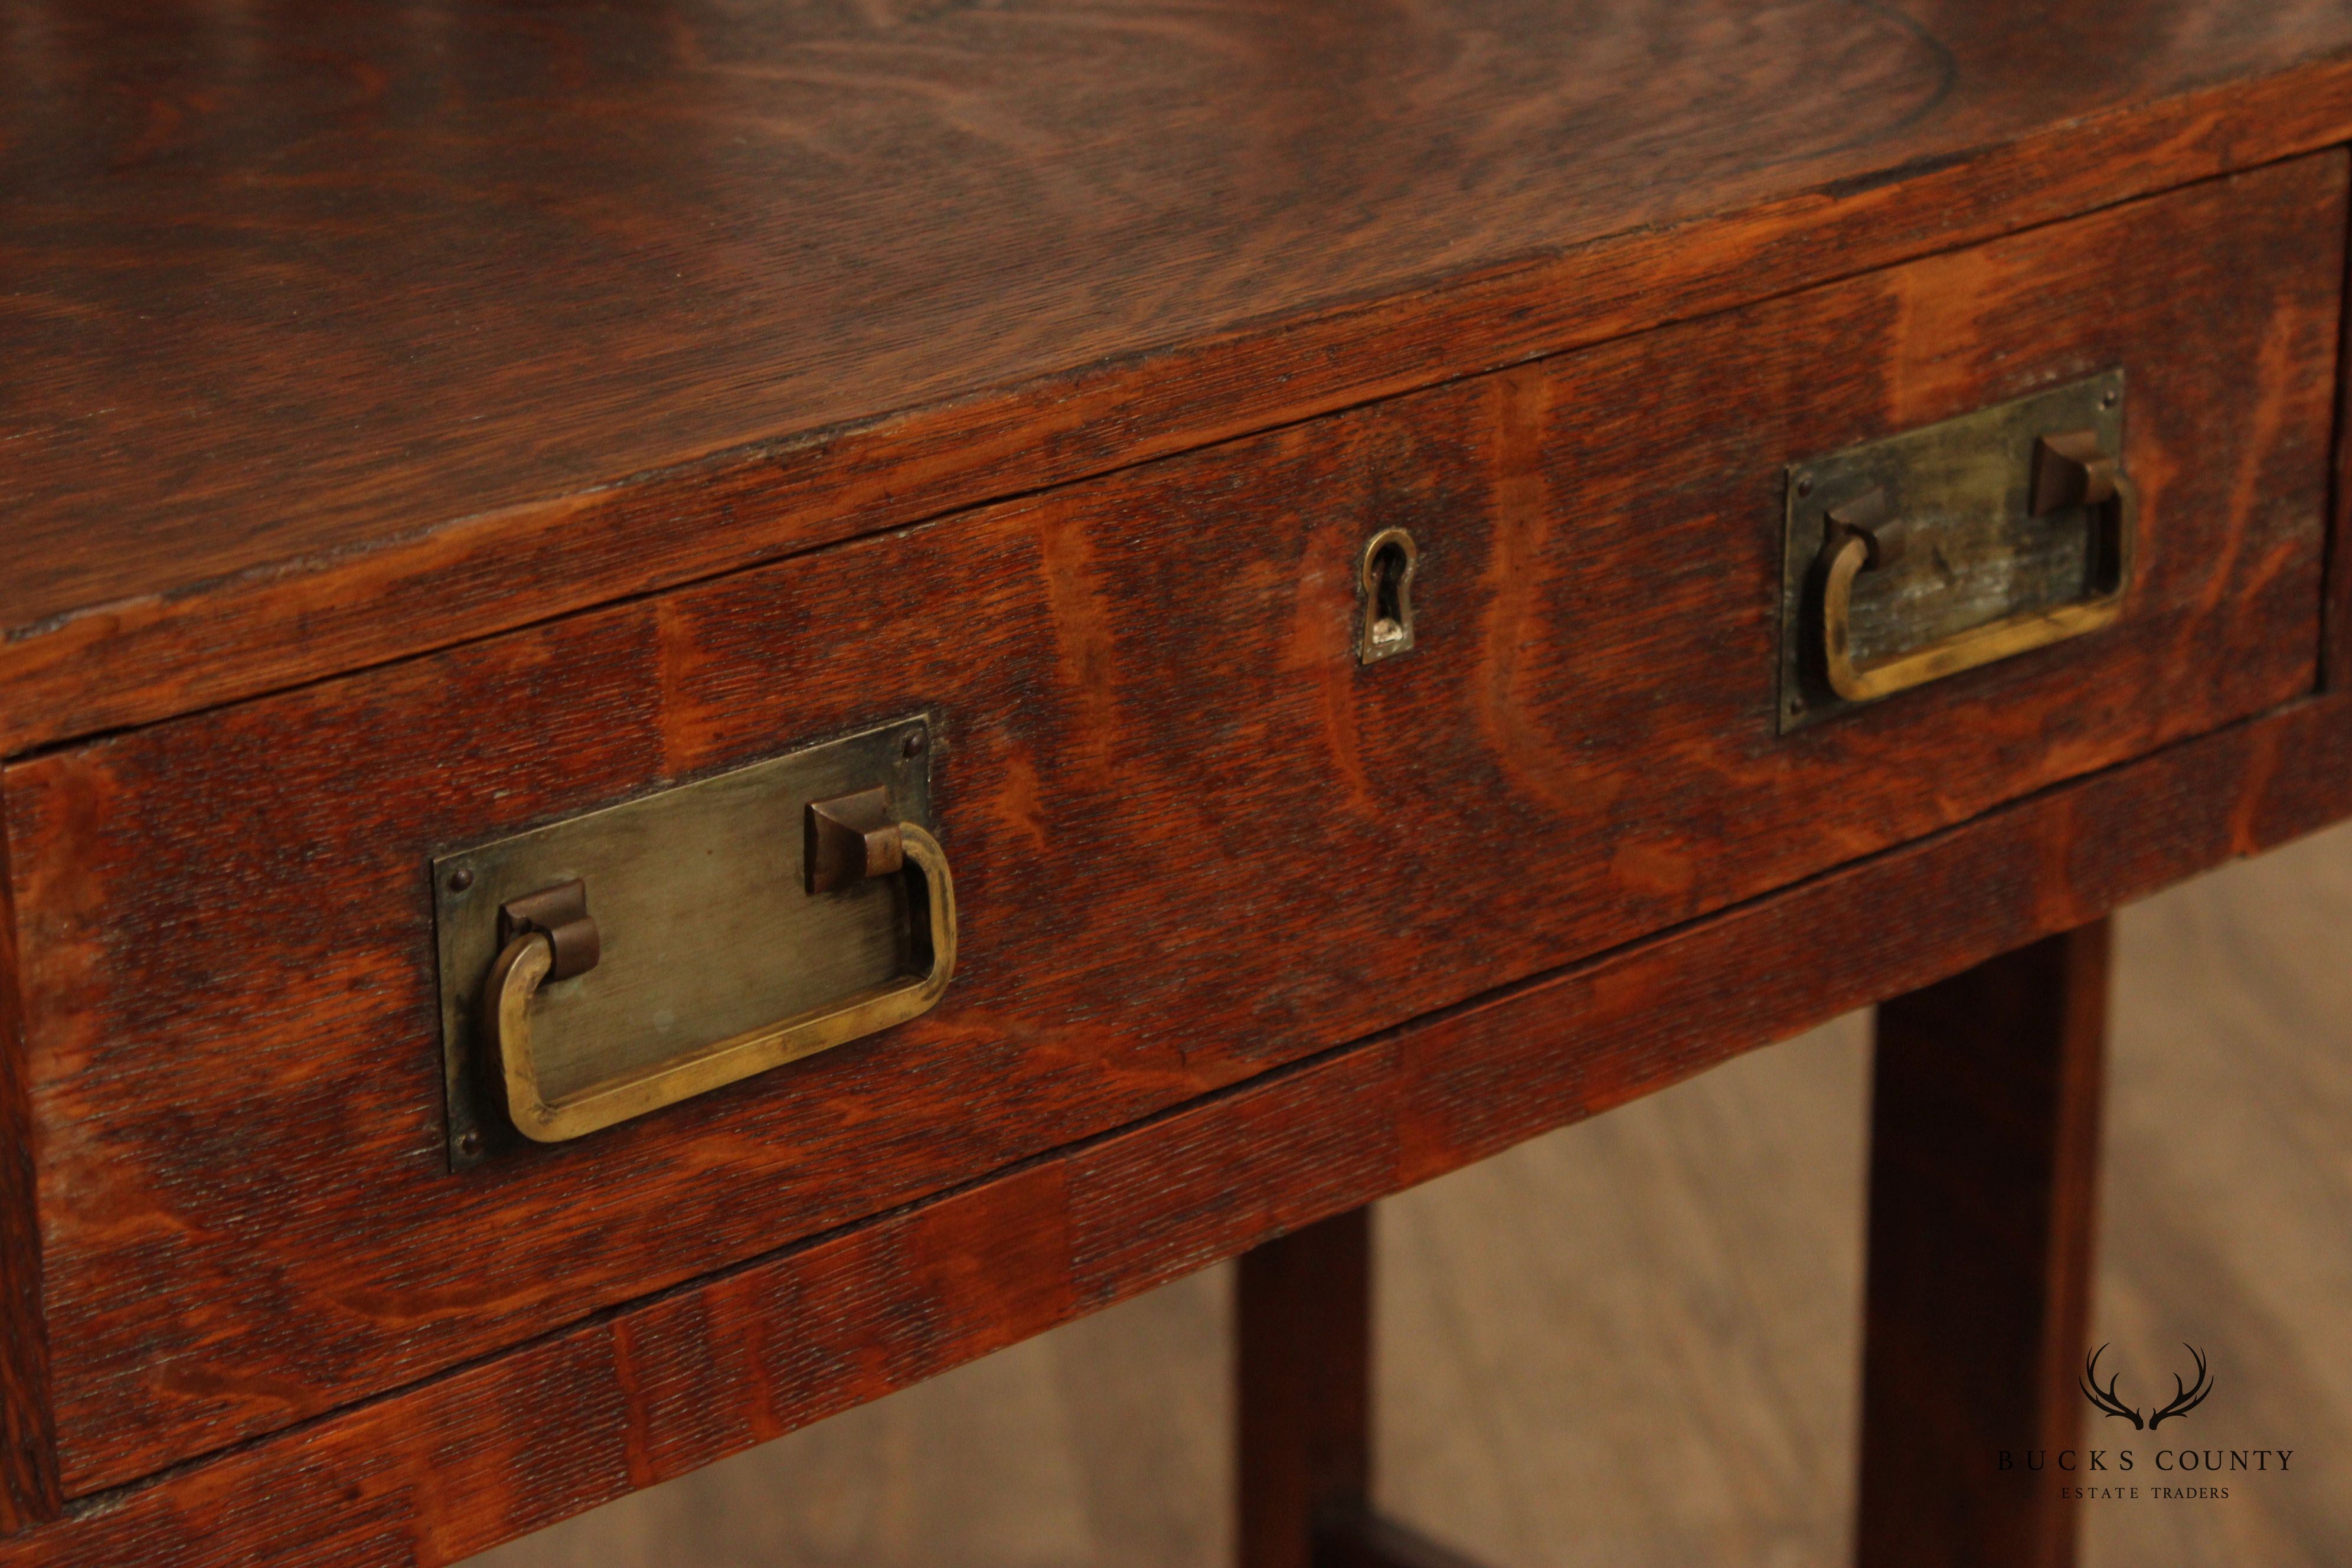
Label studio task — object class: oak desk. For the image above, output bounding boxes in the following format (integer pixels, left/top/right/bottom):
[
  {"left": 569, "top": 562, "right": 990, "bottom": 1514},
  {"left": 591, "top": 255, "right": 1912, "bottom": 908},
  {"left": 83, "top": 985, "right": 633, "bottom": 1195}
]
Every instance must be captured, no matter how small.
[{"left": 6, "top": 4, "right": 2352, "bottom": 1564}]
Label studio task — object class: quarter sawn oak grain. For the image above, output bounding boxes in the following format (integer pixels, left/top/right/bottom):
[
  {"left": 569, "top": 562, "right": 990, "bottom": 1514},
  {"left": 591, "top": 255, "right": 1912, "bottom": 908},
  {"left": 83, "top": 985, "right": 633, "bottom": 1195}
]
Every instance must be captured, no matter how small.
[
  {"left": 1, "top": 684, "right": 2347, "bottom": 1568},
  {"left": 4, "top": 159, "right": 2337, "bottom": 1498},
  {"left": 9, "top": 5, "right": 2352, "bottom": 751},
  {"left": 7, "top": 6, "right": 2352, "bottom": 1561}
]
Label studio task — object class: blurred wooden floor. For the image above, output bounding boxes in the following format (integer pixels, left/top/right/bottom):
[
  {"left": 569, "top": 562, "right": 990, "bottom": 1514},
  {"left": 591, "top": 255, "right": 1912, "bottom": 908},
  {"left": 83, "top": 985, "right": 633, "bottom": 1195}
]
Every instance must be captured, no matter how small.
[{"left": 469, "top": 823, "right": 2352, "bottom": 1568}]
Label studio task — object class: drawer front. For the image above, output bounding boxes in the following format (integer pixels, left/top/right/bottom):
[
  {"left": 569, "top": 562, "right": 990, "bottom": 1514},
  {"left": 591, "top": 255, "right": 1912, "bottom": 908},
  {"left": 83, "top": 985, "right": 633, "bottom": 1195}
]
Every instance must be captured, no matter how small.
[{"left": 6, "top": 154, "right": 2339, "bottom": 1492}]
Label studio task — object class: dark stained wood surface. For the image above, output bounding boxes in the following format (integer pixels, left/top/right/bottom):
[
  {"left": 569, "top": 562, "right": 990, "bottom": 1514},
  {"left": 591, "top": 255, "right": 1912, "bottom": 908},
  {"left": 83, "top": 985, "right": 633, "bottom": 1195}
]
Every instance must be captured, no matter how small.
[
  {"left": 0, "top": 819, "right": 57, "bottom": 1533},
  {"left": 4, "top": 160, "right": 2334, "bottom": 1497},
  {"left": 9, "top": 4, "right": 2352, "bottom": 751},
  {"left": 1856, "top": 923, "right": 2112, "bottom": 1568},
  {"left": 2326, "top": 204, "right": 2352, "bottom": 694},
  {"left": 462, "top": 822, "right": 2352, "bottom": 1568},
  {"left": 1234, "top": 1210, "right": 1491, "bottom": 1568},
  {"left": 1316, "top": 1515, "right": 1494, "bottom": 1568},
  {"left": 1236, "top": 1209, "right": 1371, "bottom": 1568},
  {"left": 2, "top": 682, "right": 2349, "bottom": 1567}
]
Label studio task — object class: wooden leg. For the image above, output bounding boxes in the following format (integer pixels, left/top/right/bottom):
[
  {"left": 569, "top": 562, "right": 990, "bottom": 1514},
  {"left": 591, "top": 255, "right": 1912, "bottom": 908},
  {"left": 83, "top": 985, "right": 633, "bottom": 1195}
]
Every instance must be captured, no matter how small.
[
  {"left": 1237, "top": 1206, "right": 1370, "bottom": 1568},
  {"left": 1236, "top": 1206, "right": 1488, "bottom": 1568},
  {"left": 1854, "top": 919, "right": 2111, "bottom": 1568}
]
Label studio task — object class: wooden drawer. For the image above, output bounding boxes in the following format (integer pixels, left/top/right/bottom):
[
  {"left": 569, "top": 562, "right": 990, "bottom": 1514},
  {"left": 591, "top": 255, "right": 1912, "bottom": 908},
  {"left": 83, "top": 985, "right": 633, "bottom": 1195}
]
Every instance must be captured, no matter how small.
[{"left": 4, "top": 155, "right": 2338, "bottom": 1494}]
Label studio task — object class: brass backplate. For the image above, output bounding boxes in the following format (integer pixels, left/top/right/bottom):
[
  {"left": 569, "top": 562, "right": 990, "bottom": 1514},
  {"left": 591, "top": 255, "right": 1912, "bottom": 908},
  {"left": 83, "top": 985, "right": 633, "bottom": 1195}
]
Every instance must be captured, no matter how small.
[
  {"left": 433, "top": 717, "right": 934, "bottom": 1170},
  {"left": 1778, "top": 371, "right": 2125, "bottom": 731}
]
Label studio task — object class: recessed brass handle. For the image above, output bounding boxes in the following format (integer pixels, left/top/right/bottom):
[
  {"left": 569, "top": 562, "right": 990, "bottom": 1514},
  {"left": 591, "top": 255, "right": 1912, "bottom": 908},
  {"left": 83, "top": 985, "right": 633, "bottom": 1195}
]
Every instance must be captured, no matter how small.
[
  {"left": 481, "top": 819, "right": 956, "bottom": 1143},
  {"left": 1817, "top": 430, "right": 2138, "bottom": 704}
]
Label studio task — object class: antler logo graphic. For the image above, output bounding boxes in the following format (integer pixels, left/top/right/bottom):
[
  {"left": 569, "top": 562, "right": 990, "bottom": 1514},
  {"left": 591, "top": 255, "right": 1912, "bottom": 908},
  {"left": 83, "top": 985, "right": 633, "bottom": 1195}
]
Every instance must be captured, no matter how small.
[
  {"left": 2148, "top": 1345, "right": 2214, "bottom": 1428},
  {"left": 2080, "top": 1344, "right": 2142, "bottom": 1429},
  {"left": 2078, "top": 1343, "right": 2213, "bottom": 1429}
]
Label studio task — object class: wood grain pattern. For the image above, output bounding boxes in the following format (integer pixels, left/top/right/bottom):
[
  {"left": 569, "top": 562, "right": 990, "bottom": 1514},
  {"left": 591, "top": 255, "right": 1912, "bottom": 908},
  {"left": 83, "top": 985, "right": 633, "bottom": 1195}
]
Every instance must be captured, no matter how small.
[
  {"left": 0, "top": 817, "right": 58, "bottom": 1531},
  {"left": 465, "top": 829, "right": 2352, "bottom": 1568},
  {"left": 2325, "top": 166, "right": 2352, "bottom": 694},
  {"left": 9, "top": 5, "right": 2352, "bottom": 752},
  {"left": 4, "top": 161, "right": 2334, "bottom": 1497},
  {"left": 1856, "top": 922, "right": 2112, "bottom": 1568},
  {"left": 3, "top": 683, "right": 2350, "bottom": 1568}
]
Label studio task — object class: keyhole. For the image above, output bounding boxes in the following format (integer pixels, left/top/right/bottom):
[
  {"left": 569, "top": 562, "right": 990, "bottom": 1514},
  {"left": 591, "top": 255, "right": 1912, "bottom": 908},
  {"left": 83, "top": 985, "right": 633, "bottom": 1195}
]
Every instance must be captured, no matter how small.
[
  {"left": 1357, "top": 527, "right": 1419, "bottom": 665},
  {"left": 1371, "top": 545, "right": 1407, "bottom": 636}
]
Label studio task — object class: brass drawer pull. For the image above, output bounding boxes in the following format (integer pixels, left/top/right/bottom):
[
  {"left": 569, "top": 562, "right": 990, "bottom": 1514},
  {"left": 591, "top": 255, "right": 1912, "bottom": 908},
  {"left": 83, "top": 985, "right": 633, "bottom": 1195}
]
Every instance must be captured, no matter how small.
[
  {"left": 1819, "top": 437, "right": 2137, "bottom": 703},
  {"left": 1779, "top": 372, "right": 2135, "bottom": 729},
  {"left": 482, "top": 812, "right": 956, "bottom": 1144},
  {"left": 433, "top": 720, "right": 955, "bottom": 1161}
]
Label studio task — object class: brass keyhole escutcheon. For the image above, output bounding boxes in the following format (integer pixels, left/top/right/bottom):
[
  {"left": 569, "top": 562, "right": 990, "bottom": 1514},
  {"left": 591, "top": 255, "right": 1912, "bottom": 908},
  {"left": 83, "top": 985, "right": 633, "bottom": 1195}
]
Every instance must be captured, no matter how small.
[{"left": 1358, "top": 527, "right": 1419, "bottom": 665}]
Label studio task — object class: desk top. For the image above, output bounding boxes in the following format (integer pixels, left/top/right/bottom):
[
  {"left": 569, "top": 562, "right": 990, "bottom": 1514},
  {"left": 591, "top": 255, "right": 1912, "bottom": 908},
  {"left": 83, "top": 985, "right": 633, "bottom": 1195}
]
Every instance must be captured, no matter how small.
[{"left": 7, "top": 1, "right": 2352, "bottom": 752}]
